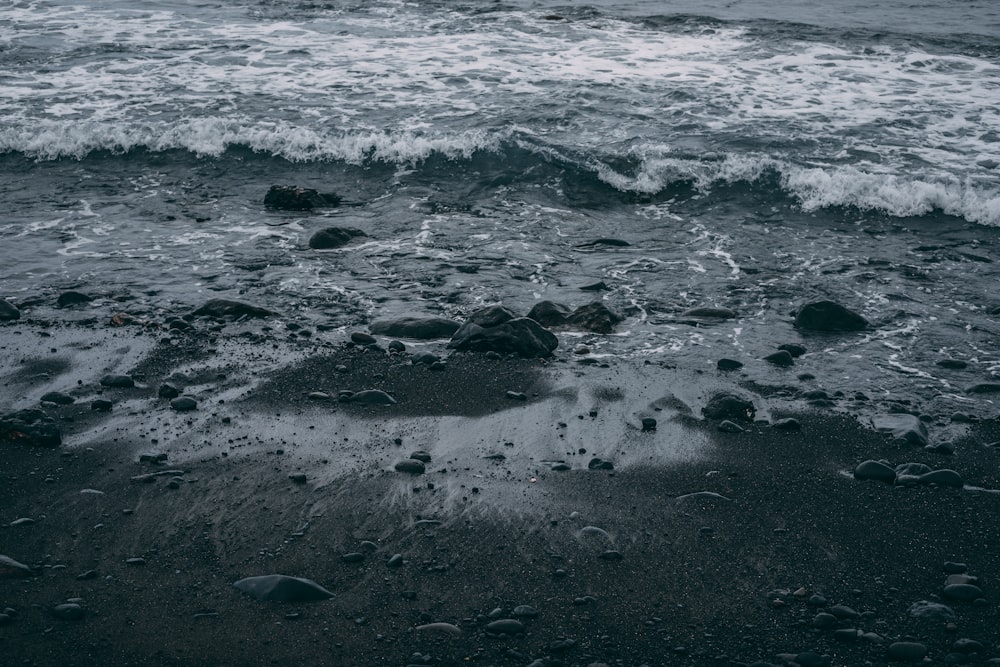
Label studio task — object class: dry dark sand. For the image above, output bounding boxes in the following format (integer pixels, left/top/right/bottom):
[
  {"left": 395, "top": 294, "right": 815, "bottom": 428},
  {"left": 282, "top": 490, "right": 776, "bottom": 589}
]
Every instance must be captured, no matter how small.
[{"left": 2, "top": 321, "right": 999, "bottom": 666}]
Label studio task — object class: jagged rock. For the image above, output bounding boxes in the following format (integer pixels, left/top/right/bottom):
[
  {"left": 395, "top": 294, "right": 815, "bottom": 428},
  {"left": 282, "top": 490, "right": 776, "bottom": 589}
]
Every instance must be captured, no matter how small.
[
  {"left": 527, "top": 300, "right": 571, "bottom": 327},
  {"left": 0, "top": 409, "right": 62, "bottom": 447},
  {"left": 233, "top": 574, "right": 334, "bottom": 601},
  {"left": 449, "top": 317, "right": 557, "bottom": 358},
  {"left": 702, "top": 394, "right": 756, "bottom": 422},
  {"left": 717, "top": 358, "right": 744, "bottom": 371},
  {"left": 467, "top": 305, "right": 518, "bottom": 328},
  {"left": 264, "top": 185, "right": 339, "bottom": 211},
  {"left": 0, "top": 300, "right": 20, "bottom": 321},
  {"left": 794, "top": 300, "right": 868, "bottom": 332},
  {"left": 57, "top": 291, "right": 93, "bottom": 307},
  {"left": 308, "top": 227, "right": 366, "bottom": 249},
  {"left": 872, "top": 414, "right": 929, "bottom": 446},
  {"left": 0, "top": 554, "right": 35, "bottom": 578},
  {"left": 566, "top": 302, "right": 622, "bottom": 334},
  {"left": 369, "top": 315, "right": 460, "bottom": 340},
  {"left": 764, "top": 350, "right": 795, "bottom": 367},
  {"left": 191, "top": 298, "right": 277, "bottom": 320}
]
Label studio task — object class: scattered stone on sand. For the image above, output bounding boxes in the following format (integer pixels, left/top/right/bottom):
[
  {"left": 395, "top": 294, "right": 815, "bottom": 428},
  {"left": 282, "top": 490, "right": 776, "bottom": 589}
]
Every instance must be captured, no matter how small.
[
  {"left": 0, "top": 299, "right": 20, "bottom": 321},
  {"left": 908, "top": 600, "right": 956, "bottom": 621},
  {"left": 263, "top": 185, "right": 339, "bottom": 210},
  {"left": 125, "top": 557, "right": 146, "bottom": 566},
  {"left": 51, "top": 603, "right": 85, "bottom": 621},
  {"left": 0, "top": 555, "right": 34, "bottom": 579},
  {"left": 764, "top": 350, "right": 795, "bottom": 367},
  {"left": 587, "top": 457, "right": 614, "bottom": 470},
  {"left": 943, "top": 562, "right": 968, "bottom": 574},
  {"left": 506, "top": 391, "right": 527, "bottom": 401},
  {"left": 886, "top": 642, "right": 928, "bottom": 662},
  {"left": 394, "top": 460, "right": 426, "bottom": 475},
  {"left": 170, "top": 396, "right": 198, "bottom": 412},
  {"left": 854, "top": 460, "right": 896, "bottom": 483},
  {"left": 9, "top": 518, "right": 35, "bottom": 527},
  {"left": 485, "top": 619, "right": 525, "bottom": 635},
  {"left": 565, "top": 302, "right": 623, "bottom": 334},
  {"left": 718, "top": 420, "right": 744, "bottom": 433},
  {"left": 415, "top": 622, "right": 461, "bottom": 636},
  {"left": 191, "top": 298, "right": 277, "bottom": 320},
  {"left": 872, "top": 413, "right": 929, "bottom": 446},
  {"left": 717, "top": 358, "right": 744, "bottom": 371},
  {"left": 91, "top": 398, "right": 113, "bottom": 412},
  {"left": 511, "top": 605, "right": 539, "bottom": 618},
  {"left": 449, "top": 317, "right": 558, "bottom": 358},
  {"left": 467, "top": 304, "right": 519, "bottom": 328},
  {"left": 771, "top": 417, "right": 801, "bottom": 431},
  {"left": 386, "top": 554, "right": 404, "bottom": 568},
  {"left": 130, "top": 469, "right": 187, "bottom": 483},
  {"left": 308, "top": 226, "right": 366, "bottom": 249},
  {"left": 100, "top": 374, "right": 135, "bottom": 388},
  {"left": 526, "top": 300, "right": 571, "bottom": 327},
  {"left": 409, "top": 450, "right": 431, "bottom": 462},
  {"left": 794, "top": 300, "right": 868, "bottom": 332},
  {"left": 0, "top": 409, "right": 62, "bottom": 447},
  {"left": 158, "top": 383, "right": 180, "bottom": 399},
  {"left": 288, "top": 473, "right": 307, "bottom": 484},
  {"left": 369, "top": 315, "right": 461, "bottom": 340},
  {"left": 233, "top": 574, "right": 334, "bottom": 602},
  {"left": 57, "top": 291, "right": 93, "bottom": 307},
  {"left": 346, "top": 390, "right": 397, "bottom": 405},
  {"left": 599, "top": 550, "right": 624, "bottom": 560},
  {"left": 340, "top": 552, "right": 364, "bottom": 563},
  {"left": 40, "top": 391, "right": 74, "bottom": 405},
  {"left": 350, "top": 332, "right": 376, "bottom": 345},
  {"left": 702, "top": 394, "right": 756, "bottom": 422}
]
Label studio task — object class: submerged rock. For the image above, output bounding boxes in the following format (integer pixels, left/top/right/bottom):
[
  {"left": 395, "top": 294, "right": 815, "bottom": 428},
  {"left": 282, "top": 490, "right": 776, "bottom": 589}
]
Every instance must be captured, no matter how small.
[
  {"left": 57, "top": 291, "right": 93, "bottom": 307},
  {"left": 308, "top": 226, "right": 366, "bottom": 249},
  {"left": 369, "top": 315, "right": 460, "bottom": 340},
  {"left": 527, "top": 300, "right": 571, "bottom": 327},
  {"left": 794, "top": 300, "right": 868, "bottom": 332},
  {"left": 233, "top": 574, "right": 334, "bottom": 602},
  {"left": 566, "top": 302, "right": 622, "bottom": 334},
  {"left": 0, "top": 300, "right": 20, "bottom": 321},
  {"left": 449, "top": 317, "right": 558, "bottom": 358},
  {"left": 0, "top": 409, "right": 62, "bottom": 447},
  {"left": 681, "top": 306, "right": 737, "bottom": 319},
  {"left": 191, "top": 298, "right": 277, "bottom": 320},
  {"left": 264, "top": 185, "right": 340, "bottom": 211}
]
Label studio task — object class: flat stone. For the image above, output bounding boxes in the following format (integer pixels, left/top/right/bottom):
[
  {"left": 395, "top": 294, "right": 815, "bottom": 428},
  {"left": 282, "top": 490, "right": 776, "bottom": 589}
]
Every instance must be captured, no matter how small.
[
  {"left": 942, "top": 584, "right": 983, "bottom": 601},
  {"left": 264, "top": 185, "right": 339, "bottom": 210},
  {"left": 369, "top": 315, "right": 461, "bottom": 340},
  {"left": 415, "top": 622, "right": 461, "bottom": 636},
  {"left": 771, "top": 417, "right": 801, "bottom": 430},
  {"left": 233, "top": 574, "right": 334, "bottom": 602},
  {"left": 408, "top": 450, "right": 431, "bottom": 462},
  {"left": 51, "top": 603, "right": 85, "bottom": 621},
  {"left": 170, "top": 396, "right": 198, "bottom": 412},
  {"left": 854, "top": 460, "right": 896, "bottom": 483},
  {"left": 717, "top": 358, "right": 744, "bottom": 371},
  {"left": 394, "top": 460, "right": 425, "bottom": 475},
  {"left": 57, "top": 291, "right": 93, "bottom": 307},
  {"left": 511, "top": 605, "right": 539, "bottom": 618},
  {"left": 943, "top": 562, "right": 968, "bottom": 574},
  {"left": 340, "top": 553, "right": 364, "bottom": 563},
  {"left": 350, "top": 332, "right": 376, "bottom": 345},
  {"left": 91, "top": 399, "right": 113, "bottom": 412},
  {"left": 887, "top": 642, "right": 928, "bottom": 662},
  {"left": 386, "top": 554, "right": 404, "bottom": 568},
  {"left": 967, "top": 382, "right": 1000, "bottom": 394},
  {"left": 40, "top": 391, "right": 74, "bottom": 405},
  {"left": 764, "top": 350, "right": 795, "bottom": 367},
  {"left": 936, "top": 359, "right": 968, "bottom": 370},
  {"left": 485, "top": 619, "right": 525, "bottom": 635},
  {"left": 908, "top": 600, "right": 956, "bottom": 621},
  {"left": 778, "top": 343, "right": 807, "bottom": 357},
  {"left": 872, "top": 414, "right": 929, "bottom": 446},
  {"left": 158, "top": 383, "right": 180, "bottom": 399}
]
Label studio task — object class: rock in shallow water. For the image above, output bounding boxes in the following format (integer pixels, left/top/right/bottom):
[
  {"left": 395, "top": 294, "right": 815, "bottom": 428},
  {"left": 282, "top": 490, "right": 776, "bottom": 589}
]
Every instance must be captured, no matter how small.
[
  {"left": 264, "top": 185, "right": 339, "bottom": 211},
  {"left": 794, "top": 300, "right": 868, "bottom": 332},
  {"left": 449, "top": 317, "right": 557, "bottom": 358},
  {"left": 872, "top": 414, "right": 929, "bottom": 447},
  {"left": 308, "top": 226, "right": 365, "bottom": 249},
  {"left": 233, "top": 575, "right": 334, "bottom": 602},
  {"left": 191, "top": 298, "right": 277, "bottom": 320},
  {"left": 369, "top": 315, "right": 461, "bottom": 340},
  {"left": 702, "top": 394, "right": 755, "bottom": 422},
  {"left": 170, "top": 396, "right": 198, "bottom": 412},
  {"left": 347, "top": 390, "right": 397, "bottom": 405},
  {"left": 0, "top": 409, "right": 62, "bottom": 447}
]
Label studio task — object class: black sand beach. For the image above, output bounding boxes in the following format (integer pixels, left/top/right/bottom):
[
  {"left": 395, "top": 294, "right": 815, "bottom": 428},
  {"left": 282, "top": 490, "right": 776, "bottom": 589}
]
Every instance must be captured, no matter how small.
[{"left": 2, "top": 309, "right": 999, "bottom": 667}]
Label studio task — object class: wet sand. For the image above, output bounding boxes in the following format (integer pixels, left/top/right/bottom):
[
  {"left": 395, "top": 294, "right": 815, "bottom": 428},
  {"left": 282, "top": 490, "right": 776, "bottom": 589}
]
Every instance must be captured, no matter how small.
[{"left": 2, "top": 319, "right": 999, "bottom": 666}]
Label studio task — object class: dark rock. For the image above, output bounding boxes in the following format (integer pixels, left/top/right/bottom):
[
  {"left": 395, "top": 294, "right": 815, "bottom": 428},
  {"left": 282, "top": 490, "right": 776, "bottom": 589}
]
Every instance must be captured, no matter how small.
[
  {"left": 467, "top": 305, "right": 519, "bottom": 328},
  {"left": 717, "top": 358, "right": 744, "bottom": 371},
  {"left": 350, "top": 332, "right": 377, "bottom": 345},
  {"left": 764, "top": 350, "right": 795, "bottom": 367},
  {"left": 566, "top": 302, "right": 622, "bottom": 334},
  {"left": 966, "top": 382, "right": 1000, "bottom": 394},
  {"left": 387, "top": 340, "right": 405, "bottom": 353},
  {"left": 233, "top": 574, "right": 334, "bottom": 601},
  {"left": 778, "top": 343, "right": 807, "bottom": 357},
  {"left": 580, "top": 281, "right": 609, "bottom": 291},
  {"left": 920, "top": 469, "right": 963, "bottom": 487},
  {"left": 943, "top": 584, "right": 983, "bottom": 601},
  {"left": 0, "top": 409, "right": 62, "bottom": 447},
  {"left": 854, "top": 460, "right": 896, "bottom": 483},
  {"left": 394, "top": 460, "right": 425, "bottom": 475},
  {"left": 386, "top": 554, "right": 403, "bottom": 568},
  {"left": 0, "top": 300, "right": 20, "bottom": 321},
  {"left": 40, "top": 391, "right": 74, "bottom": 405},
  {"left": 598, "top": 550, "right": 623, "bottom": 561},
  {"left": 90, "top": 399, "right": 113, "bottom": 412},
  {"left": 793, "top": 652, "right": 831, "bottom": 667},
  {"left": 908, "top": 600, "right": 956, "bottom": 621},
  {"left": 812, "top": 612, "right": 837, "bottom": 629},
  {"left": 449, "top": 317, "right": 558, "bottom": 358},
  {"left": 526, "top": 300, "right": 571, "bottom": 327},
  {"left": 887, "top": 642, "right": 928, "bottom": 662},
  {"left": 943, "top": 562, "right": 968, "bottom": 574},
  {"left": 794, "top": 300, "right": 868, "bottom": 332},
  {"left": 485, "top": 619, "right": 525, "bottom": 635},
  {"left": 76, "top": 569, "right": 98, "bottom": 580},
  {"left": 409, "top": 450, "right": 431, "bottom": 463},
  {"left": 0, "top": 555, "right": 34, "bottom": 579},
  {"left": 829, "top": 604, "right": 860, "bottom": 619},
  {"left": 872, "top": 414, "right": 929, "bottom": 446},
  {"left": 369, "top": 315, "right": 460, "bottom": 340},
  {"left": 100, "top": 374, "right": 135, "bottom": 388},
  {"left": 641, "top": 417, "right": 657, "bottom": 432},
  {"left": 771, "top": 417, "right": 801, "bottom": 431},
  {"left": 170, "top": 396, "right": 198, "bottom": 412},
  {"left": 511, "top": 605, "right": 539, "bottom": 618},
  {"left": 587, "top": 457, "right": 614, "bottom": 470},
  {"left": 192, "top": 298, "right": 276, "bottom": 320},
  {"left": 680, "top": 306, "right": 737, "bottom": 319},
  {"left": 288, "top": 473, "right": 307, "bottom": 484},
  {"left": 264, "top": 185, "right": 339, "bottom": 211},
  {"left": 340, "top": 552, "right": 364, "bottom": 563},
  {"left": 411, "top": 352, "right": 440, "bottom": 365},
  {"left": 347, "top": 390, "right": 396, "bottom": 405},
  {"left": 718, "top": 420, "right": 744, "bottom": 433},
  {"left": 952, "top": 639, "right": 986, "bottom": 654},
  {"left": 158, "top": 383, "right": 180, "bottom": 399},
  {"left": 702, "top": 394, "right": 755, "bottom": 422},
  {"left": 506, "top": 391, "right": 527, "bottom": 401},
  {"left": 937, "top": 359, "right": 968, "bottom": 370},
  {"left": 57, "top": 291, "right": 93, "bottom": 307},
  {"left": 308, "top": 226, "right": 366, "bottom": 249},
  {"left": 575, "top": 238, "right": 630, "bottom": 248},
  {"left": 51, "top": 603, "right": 85, "bottom": 621}
]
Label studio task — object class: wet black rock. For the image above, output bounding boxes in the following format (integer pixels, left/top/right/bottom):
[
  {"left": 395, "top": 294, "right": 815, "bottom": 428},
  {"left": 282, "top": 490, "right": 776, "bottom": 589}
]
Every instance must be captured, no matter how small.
[
  {"left": 57, "top": 291, "right": 93, "bottom": 307},
  {"left": 580, "top": 281, "right": 609, "bottom": 291},
  {"left": 387, "top": 554, "right": 404, "bottom": 568},
  {"left": 854, "top": 460, "right": 896, "bottom": 483},
  {"left": 369, "top": 315, "right": 461, "bottom": 340},
  {"left": 794, "top": 300, "right": 868, "bottom": 332},
  {"left": 943, "top": 562, "right": 968, "bottom": 574},
  {"left": 702, "top": 394, "right": 755, "bottom": 422},
  {"left": 587, "top": 457, "right": 614, "bottom": 470},
  {"left": 170, "top": 396, "right": 198, "bottom": 412},
  {"left": 641, "top": 417, "right": 657, "bottom": 432},
  {"left": 51, "top": 603, "right": 85, "bottom": 621},
  {"left": 566, "top": 302, "right": 622, "bottom": 334},
  {"left": 350, "top": 332, "right": 376, "bottom": 345},
  {"left": 288, "top": 473, "right": 307, "bottom": 484},
  {"left": 908, "top": 600, "right": 956, "bottom": 621},
  {"left": 409, "top": 450, "right": 431, "bottom": 462},
  {"left": 526, "top": 300, "right": 571, "bottom": 327},
  {"left": 100, "top": 374, "right": 135, "bottom": 388},
  {"left": 264, "top": 185, "right": 340, "bottom": 211},
  {"left": 575, "top": 238, "right": 630, "bottom": 248},
  {"left": 778, "top": 343, "right": 807, "bottom": 357},
  {"left": 91, "top": 399, "right": 113, "bottom": 412},
  {"left": 0, "top": 300, "right": 20, "bottom": 321},
  {"left": 937, "top": 359, "right": 968, "bottom": 370},
  {"left": 812, "top": 612, "right": 837, "bottom": 629},
  {"left": 192, "top": 298, "right": 277, "bottom": 320},
  {"left": 966, "top": 382, "right": 1000, "bottom": 394},
  {"left": 395, "top": 460, "right": 425, "bottom": 475},
  {"left": 40, "top": 391, "right": 74, "bottom": 405},
  {"left": 449, "top": 317, "right": 558, "bottom": 358},
  {"left": 233, "top": 574, "right": 334, "bottom": 601},
  {"left": 872, "top": 413, "right": 929, "bottom": 446},
  {"left": 485, "top": 619, "right": 525, "bottom": 635},
  {"left": 681, "top": 306, "right": 737, "bottom": 319},
  {"left": 920, "top": 469, "right": 963, "bottom": 487},
  {"left": 771, "top": 417, "right": 801, "bottom": 431},
  {"left": 718, "top": 420, "right": 744, "bottom": 433},
  {"left": 340, "top": 552, "right": 364, "bottom": 563},
  {"left": 308, "top": 226, "right": 366, "bottom": 249},
  {"left": 467, "top": 304, "right": 519, "bottom": 328},
  {"left": 943, "top": 583, "right": 983, "bottom": 601},
  {"left": 717, "top": 358, "right": 744, "bottom": 371},
  {"left": 0, "top": 409, "right": 62, "bottom": 447},
  {"left": 764, "top": 350, "right": 795, "bottom": 367},
  {"left": 887, "top": 642, "right": 928, "bottom": 662},
  {"left": 0, "top": 555, "right": 35, "bottom": 578}
]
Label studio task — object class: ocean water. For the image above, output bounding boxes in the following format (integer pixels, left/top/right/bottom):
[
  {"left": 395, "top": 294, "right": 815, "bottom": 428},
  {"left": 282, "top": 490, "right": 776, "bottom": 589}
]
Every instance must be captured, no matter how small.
[{"left": 2, "top": 0, "right": 1000, "bottom": 416}]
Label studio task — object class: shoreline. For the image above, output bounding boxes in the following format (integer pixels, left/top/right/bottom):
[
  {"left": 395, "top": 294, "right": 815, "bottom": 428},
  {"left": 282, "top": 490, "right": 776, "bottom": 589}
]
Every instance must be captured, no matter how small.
[{"left": 1, "top": 314, "right": 999, "bottom": 666}]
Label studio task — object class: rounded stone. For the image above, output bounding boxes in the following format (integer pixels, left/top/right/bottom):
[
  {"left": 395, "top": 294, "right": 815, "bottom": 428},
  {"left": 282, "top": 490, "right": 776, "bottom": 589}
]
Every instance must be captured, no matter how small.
[
  {"left": 854, "top": 460, "right": 896, "bottom": 483},
  {"left": 170, "top": 396, "right": 198, "bottom": 412},
  {"left": 943, "top": 584, "right": 983, "bottom": 601},
  {"left": 485, "top": 619, "right": 524, "bottom": 635},
  {"left": 887, "top": 642, "right": 928, "bottom": 662},
  {"left": 394, "top": 460, "right": 425, "bottom": 475}
]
